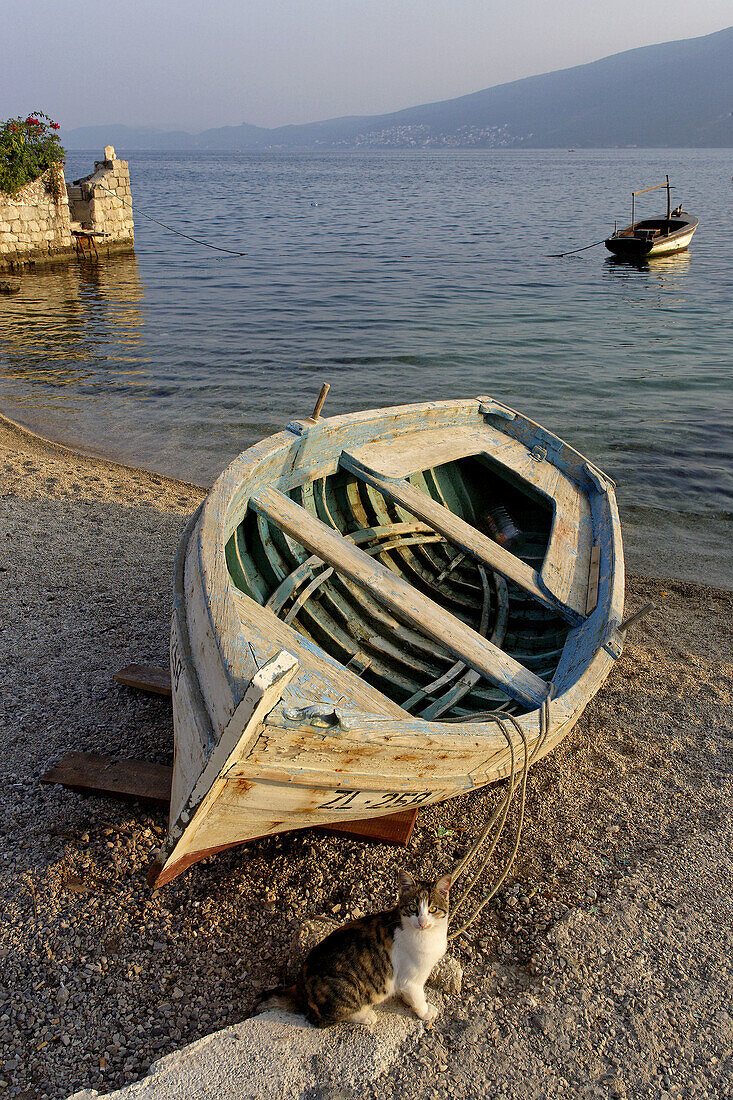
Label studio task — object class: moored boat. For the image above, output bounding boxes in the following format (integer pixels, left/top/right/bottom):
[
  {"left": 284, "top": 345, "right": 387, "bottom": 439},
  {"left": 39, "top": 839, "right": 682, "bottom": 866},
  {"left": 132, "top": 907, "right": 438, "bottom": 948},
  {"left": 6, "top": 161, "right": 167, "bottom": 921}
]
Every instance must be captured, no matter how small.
[
  {"left": 150, "top": 395, "right": 625, "bottom": 887},
  {"left": 605, "top": 175, "right": 698, "bottom": 260}
]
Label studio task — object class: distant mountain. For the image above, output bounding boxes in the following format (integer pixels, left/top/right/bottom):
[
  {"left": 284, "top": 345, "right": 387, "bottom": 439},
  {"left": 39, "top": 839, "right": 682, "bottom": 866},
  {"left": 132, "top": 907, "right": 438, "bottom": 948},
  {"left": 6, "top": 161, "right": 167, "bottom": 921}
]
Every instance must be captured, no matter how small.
[
  {"left": 60, "top": 121, "right": 269, "bottom": 153},
  {"left": 62, "top": 26, "right": 733, "bottom": 153}
]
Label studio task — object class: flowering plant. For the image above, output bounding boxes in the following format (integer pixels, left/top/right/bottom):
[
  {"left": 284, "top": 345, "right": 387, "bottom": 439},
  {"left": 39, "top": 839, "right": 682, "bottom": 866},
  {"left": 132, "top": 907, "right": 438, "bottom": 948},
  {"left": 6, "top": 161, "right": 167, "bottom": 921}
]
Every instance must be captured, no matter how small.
[{"left": 0, "top": 111, "right": 66, "bottom": 200}]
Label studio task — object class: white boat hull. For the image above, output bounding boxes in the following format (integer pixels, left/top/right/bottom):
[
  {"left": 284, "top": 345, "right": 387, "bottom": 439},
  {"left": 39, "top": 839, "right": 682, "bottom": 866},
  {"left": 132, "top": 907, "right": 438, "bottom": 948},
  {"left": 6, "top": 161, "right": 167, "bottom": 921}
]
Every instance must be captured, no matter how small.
[
  {"left": 605, "top": 215, "right": 698, "bottom": 261},
  {"left": 647, "top": 227, "right": 696, "bottom": 256},
  {"left": 149, "top": 398, "right": 625, "bottom": 887}
]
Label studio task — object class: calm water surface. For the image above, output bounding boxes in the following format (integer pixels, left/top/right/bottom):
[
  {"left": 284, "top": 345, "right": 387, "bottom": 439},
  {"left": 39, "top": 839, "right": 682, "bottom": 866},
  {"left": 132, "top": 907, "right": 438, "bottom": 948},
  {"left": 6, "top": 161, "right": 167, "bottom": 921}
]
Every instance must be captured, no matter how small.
[{"left": 1, "top": 149, "right": 731, "bottom": 586}]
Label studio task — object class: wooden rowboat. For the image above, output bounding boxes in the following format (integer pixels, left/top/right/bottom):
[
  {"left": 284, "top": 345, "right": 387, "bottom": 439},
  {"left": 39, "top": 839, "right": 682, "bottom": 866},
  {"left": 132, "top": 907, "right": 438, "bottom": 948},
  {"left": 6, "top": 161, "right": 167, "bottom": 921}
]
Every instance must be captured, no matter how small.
[
  {"left": 605, "top": 176, "right": 698, "bottom": 261},
  {"left": 150, "top": 396, "right": 624, "bottom": 887}
]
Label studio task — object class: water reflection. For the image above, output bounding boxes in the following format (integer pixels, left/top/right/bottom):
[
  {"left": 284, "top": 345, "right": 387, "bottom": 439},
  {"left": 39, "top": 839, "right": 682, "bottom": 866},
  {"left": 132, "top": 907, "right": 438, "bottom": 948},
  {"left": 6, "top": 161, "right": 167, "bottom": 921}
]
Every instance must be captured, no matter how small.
[
  {"left": 602, "top": 251, "right": 693, "bottom": 317},
  {"left": 603, "top": 250, "right": 692, "bottom": 278},
  {"left": 1, "top": 149, "right": 731, "bottom": 589},
  {"left": 0, "top": 253, "right": 147, "bottom": 408}
]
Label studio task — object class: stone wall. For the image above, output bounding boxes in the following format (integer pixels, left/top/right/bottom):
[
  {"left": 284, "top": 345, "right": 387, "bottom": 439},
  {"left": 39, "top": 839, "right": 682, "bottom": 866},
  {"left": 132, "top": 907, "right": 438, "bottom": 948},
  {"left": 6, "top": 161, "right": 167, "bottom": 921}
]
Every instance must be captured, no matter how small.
[
  {"left": 0, "top": 146, "right": 134, "bottom": 269},
  {"left": 0, "top": 172, "right": 74, "bottom": 264},
  {"left": 67, "top": 147, "right": 135, "bottom": 245}
]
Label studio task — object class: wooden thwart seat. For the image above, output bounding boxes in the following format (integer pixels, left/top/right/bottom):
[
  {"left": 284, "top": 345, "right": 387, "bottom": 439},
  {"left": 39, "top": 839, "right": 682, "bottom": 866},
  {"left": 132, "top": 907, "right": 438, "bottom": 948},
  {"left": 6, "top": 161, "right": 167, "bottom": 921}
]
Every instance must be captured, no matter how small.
[
  {"left": 250, "top": 487, "right": 550, "bottom": 710},
  {"left": 340, "top": 451, "right": 579, "bottom": 622}
]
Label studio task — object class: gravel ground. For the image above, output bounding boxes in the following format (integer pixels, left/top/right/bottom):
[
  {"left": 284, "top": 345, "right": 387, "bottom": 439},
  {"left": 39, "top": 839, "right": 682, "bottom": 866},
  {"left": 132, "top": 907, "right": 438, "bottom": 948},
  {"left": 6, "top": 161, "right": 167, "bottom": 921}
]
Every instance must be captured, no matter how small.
[{"left": 0, "top": 413, "right": 731, "bottom": 1100}]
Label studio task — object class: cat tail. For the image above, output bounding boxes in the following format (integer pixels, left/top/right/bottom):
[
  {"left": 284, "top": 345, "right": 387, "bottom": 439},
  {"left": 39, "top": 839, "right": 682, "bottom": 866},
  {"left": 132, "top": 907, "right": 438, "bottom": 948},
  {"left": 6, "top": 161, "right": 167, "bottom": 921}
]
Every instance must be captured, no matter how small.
[{"left": 252, "top": 983, "right": 299, "bottom": 1015}]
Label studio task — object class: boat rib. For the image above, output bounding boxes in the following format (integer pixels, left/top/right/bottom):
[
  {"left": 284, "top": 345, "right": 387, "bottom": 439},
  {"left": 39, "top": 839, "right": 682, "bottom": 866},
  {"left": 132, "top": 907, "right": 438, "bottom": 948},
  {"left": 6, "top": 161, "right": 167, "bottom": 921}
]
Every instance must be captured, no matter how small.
[
  {"left": 149, "top": 396, "right": 626, "bottom": 889},
  {"left": 250, "top": 486, "right": 550, "bottom": 709},
  {"left": 340, "top": 451, "right": 577, "bottom": 622}
]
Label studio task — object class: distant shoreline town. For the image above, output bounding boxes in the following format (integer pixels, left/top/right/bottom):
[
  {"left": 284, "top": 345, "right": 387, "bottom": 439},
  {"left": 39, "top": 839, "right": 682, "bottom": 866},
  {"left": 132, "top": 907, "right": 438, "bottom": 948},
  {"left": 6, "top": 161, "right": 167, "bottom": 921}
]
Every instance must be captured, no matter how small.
[{"left": 62, "top": 25, "right": 732, "bottom": 153}]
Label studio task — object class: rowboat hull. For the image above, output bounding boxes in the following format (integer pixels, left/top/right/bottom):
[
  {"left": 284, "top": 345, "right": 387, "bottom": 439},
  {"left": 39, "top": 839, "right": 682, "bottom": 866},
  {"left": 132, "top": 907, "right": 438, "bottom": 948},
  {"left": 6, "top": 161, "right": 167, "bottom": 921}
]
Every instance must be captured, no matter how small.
[
  {"left": 150, "top": 398, "right": 625, "bottom": 886},
  {"left": 605, "top": 215, "right": 698, "bottom": 260}
]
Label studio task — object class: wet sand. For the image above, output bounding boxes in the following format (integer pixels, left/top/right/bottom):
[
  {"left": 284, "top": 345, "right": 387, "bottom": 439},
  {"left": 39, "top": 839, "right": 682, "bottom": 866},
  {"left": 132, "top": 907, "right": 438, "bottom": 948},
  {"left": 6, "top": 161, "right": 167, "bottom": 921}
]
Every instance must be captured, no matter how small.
[{"left": 1, "top": 412, "right": 731, "bottom": 1100}]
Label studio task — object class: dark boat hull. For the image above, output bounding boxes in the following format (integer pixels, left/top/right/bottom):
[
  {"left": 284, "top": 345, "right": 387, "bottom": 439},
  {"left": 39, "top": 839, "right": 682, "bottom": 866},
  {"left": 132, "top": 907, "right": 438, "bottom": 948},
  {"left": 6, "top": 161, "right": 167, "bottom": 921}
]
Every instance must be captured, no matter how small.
[{"left": 605, "top": 215, "right": 698, "bottom": 260}]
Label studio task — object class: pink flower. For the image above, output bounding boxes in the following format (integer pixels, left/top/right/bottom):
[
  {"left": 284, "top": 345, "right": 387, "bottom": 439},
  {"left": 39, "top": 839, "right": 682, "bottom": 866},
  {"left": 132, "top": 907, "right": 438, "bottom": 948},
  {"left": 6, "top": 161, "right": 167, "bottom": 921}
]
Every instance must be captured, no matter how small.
[
  {"left": 26, "top": 116, "right": 40, "bottom": 126},
  {"left": 51, "top": 122, "right": 60, "bottom": 130}
]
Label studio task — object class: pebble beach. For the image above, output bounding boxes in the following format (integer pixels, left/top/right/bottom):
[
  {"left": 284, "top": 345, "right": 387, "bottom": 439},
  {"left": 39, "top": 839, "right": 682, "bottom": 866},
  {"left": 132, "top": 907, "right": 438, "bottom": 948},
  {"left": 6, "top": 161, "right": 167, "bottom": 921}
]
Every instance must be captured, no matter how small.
[{"left": 1, "top": 411, "right": 732, "bottom": 1100}]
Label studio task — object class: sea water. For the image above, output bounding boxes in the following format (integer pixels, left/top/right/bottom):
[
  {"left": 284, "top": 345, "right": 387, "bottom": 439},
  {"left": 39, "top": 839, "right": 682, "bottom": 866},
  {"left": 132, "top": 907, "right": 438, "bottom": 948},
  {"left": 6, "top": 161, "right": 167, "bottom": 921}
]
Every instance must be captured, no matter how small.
[{"left": 1, "top": 149, "right": 731, "bottom": 586}]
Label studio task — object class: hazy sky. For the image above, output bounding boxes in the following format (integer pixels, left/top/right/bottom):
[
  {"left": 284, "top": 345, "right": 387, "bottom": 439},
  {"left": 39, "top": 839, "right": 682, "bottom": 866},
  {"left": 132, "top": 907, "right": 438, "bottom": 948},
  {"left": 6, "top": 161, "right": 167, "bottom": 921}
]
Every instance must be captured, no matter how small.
[{"left": 3, "top": 2, "right": 730, "bottom": 131}]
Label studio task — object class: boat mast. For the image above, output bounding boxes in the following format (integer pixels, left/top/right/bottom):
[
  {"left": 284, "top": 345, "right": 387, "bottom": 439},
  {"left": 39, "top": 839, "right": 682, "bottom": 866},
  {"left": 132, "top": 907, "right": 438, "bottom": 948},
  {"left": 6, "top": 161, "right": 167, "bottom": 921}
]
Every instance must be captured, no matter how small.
[
  {"left": 629, "top": 179, "right": 673, "bottom": 233},
  {"left": 666, "top": 173, "right": 671, "bottom": 232}
]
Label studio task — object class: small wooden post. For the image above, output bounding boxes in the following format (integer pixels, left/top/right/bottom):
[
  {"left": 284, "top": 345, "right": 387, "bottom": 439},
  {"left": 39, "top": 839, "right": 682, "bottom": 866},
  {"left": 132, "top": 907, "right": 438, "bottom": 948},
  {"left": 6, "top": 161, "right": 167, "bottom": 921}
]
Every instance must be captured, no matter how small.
[
  {"left": 310, "top": 382, "right": 330, "bottom": 421},
  {"left": 619, "top": 602, "right": 655, "bottom": 632},
  {"left": 665, "top": 174, "right": 671, "bottom": 233}
]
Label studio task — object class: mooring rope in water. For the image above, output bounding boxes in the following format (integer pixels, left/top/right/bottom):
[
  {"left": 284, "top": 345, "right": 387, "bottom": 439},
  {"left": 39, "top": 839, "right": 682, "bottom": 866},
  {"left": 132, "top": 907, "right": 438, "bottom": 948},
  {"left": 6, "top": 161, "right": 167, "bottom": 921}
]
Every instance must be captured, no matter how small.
[
  {"left": 549, "top": 238, "right": 607, "bottom": 258},
  {"left": 96, "top": 184, "right": 247, "bottom": 256},
  {"left": 447, "top": 697, "right": 551, "bottom": 940}
]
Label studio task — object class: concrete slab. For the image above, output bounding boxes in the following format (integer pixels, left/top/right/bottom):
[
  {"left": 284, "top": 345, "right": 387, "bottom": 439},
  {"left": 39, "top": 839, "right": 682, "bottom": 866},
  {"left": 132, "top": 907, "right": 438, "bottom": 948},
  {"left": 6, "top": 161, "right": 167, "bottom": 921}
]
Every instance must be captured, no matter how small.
[{"left": 68, "top": 1004, "right": 431, "bottom": 1100}]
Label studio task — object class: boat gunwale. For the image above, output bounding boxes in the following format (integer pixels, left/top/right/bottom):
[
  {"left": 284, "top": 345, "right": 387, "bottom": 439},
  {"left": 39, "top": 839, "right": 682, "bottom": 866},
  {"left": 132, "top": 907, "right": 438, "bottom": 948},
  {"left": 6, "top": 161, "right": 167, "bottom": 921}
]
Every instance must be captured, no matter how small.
[
  {"left": 155, "top": 401, "right": 624, "bottom": 884},
  {"left": 185, "top": 398, "right": 624, "bottom": 749},
  {"left": 605, "top": 214, "right": 699, "bottom": 255}
]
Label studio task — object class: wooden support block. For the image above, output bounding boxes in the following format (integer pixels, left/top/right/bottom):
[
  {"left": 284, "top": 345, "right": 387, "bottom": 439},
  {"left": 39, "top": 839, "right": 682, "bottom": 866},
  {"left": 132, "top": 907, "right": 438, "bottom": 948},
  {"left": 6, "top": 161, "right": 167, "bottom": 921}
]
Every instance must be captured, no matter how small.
[
  {"left": 40, "top": 752, "right": 417, "bottom": 847},
  {"left": 40, "top": 751, "right": 172, "bottom": 805},
  {"left": 113, "top": 664, "right": 172, "bottom": 697},
  {"left": 318, "top": 808, "right": 417, "bottom": 847}
]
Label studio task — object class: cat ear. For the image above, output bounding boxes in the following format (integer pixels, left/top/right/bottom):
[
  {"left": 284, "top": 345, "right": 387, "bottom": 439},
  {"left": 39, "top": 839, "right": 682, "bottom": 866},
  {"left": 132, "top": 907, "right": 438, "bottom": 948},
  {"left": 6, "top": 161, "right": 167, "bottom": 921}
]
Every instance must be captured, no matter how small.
[
  {"left": 398, "top": 870, "right": 415, "bottom": 895},
  {"left": 435, "top": 874, "right": 451, "bottom": 896}
]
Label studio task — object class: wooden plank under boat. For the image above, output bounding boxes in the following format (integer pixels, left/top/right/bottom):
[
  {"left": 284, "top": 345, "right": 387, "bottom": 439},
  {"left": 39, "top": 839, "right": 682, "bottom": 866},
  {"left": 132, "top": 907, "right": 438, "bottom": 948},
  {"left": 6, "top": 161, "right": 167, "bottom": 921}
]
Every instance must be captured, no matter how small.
[
  {"left": 605, "top": 175, "right": 698, "bottom": 260},
  {"left": 149, "top": 396, "right": 625, "bottom": 887}
]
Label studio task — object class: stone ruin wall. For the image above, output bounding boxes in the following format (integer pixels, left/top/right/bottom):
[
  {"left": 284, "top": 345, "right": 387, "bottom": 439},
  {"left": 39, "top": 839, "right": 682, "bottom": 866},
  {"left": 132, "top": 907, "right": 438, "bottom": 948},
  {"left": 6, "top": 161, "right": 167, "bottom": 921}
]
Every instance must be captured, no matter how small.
[
  {"left": 68, "top": 149, "right": 135, "bottom": 245},
  {"left": 0, "top": 174, "right": 74, "bottom": 263},
  {"left": 0, "top": 146, "right": 134, "bottom": 269}
]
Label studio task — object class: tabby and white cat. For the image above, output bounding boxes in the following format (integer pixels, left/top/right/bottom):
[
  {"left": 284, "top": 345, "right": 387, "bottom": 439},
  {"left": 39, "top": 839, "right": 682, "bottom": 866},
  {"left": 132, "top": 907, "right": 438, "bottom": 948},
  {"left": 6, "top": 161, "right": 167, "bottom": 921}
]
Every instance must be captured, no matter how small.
[{"left": 260, "top": 870, "right": 451, "bottom": 1027}]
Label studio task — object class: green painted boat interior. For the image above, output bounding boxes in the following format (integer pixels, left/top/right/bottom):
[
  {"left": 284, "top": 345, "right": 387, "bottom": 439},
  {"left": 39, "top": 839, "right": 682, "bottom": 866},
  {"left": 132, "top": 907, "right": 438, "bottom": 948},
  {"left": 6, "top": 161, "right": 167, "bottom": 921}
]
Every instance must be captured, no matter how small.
[{"left": 225, "top": 455, "right": 570, "bottom": 719}]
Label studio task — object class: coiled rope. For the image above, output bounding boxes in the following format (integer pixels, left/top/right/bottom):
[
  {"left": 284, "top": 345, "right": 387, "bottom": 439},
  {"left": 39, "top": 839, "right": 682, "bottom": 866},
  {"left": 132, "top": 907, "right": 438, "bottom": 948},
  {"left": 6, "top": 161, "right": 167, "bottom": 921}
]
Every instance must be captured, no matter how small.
[
  {"left": 447, "top": 696, "right": 551, "bottom": 940},
  {"left": 96, "top": 184, "right": 247, "bottom": 256},
  {"left": 446, "top": 605, "right": 657, "bottom": 936}
]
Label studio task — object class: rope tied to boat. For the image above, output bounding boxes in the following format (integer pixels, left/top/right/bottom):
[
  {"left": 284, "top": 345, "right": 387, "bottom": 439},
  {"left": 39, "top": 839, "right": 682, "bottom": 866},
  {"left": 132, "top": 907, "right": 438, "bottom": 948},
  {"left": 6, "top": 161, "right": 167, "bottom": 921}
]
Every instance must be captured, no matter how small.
[
  {"left": 447, "top": 696, "right": 552, "bottom": 940},
  {"left": 446, "top": 601, "right": 657, "bottom": 934},
  {"left": 549, "top": 238, "right": 608, "bottom": 258},
  {"left": 95, "top": 184, "right": 248, "bottom": 256}
]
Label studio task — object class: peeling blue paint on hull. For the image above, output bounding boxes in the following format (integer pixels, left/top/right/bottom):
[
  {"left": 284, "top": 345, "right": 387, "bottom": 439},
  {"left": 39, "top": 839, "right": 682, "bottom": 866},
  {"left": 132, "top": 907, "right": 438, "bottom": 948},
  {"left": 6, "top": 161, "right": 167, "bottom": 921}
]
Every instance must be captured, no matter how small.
[{"left": 151, "top": 397, "right": 625, "bottom": 886}]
